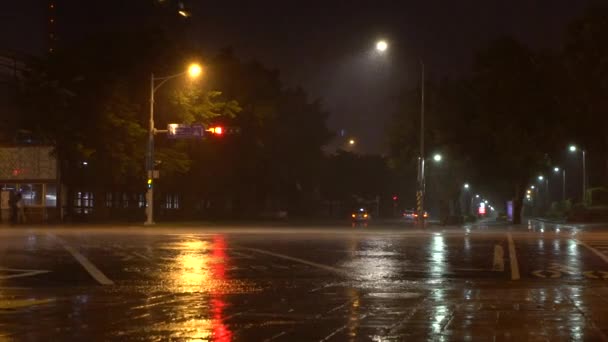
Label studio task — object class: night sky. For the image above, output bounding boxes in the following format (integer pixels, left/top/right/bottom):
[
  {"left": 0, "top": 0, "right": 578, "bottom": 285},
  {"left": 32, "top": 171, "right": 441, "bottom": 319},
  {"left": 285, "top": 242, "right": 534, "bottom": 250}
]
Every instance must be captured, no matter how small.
[{"left": 1, "top": 0, "right": 597, "bottom": 153}]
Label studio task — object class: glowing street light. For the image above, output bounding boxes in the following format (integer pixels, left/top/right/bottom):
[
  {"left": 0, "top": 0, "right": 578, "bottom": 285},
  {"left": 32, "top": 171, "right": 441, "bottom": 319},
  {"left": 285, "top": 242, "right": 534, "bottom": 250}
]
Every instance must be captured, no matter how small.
[
  {"left": 531, "top": 185, "right": 535, "bottom": 189},
  {"left": 538, "top": 175, "right": 544, "bottom": 181},
  {"left": 569, "top": 145, "right": 577, "bottom": 152},
  {"left": 464, "top": 183, "right": 470, "bottom": 189},
  {"left": 348, "top": 139, "right": 356, "bottom": 146},
  {"left": 376, "top": 40, "right": 388, "bottom": 52},
  {"left": 553, "top": 167, "right": 560, "bottom": 173},
  {"left": 475, "top": 194, "right": 480, "bottom": 198},
  {"left": 433, "top": 154, "right": 442, "bottom": 162},
  {"left": 187, "top": 63, "right": 202, "bottom": 78}
]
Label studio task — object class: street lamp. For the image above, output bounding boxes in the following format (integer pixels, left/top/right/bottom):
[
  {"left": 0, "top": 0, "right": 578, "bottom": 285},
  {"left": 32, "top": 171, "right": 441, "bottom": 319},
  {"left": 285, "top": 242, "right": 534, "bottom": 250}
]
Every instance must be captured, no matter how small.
[
  {"left": 145, "top": 63, "right": 202, "bottom": 225},
  {"left": 348, "top": 139, "right": 356, "bottom": 146},
  {"left": 553, "top": 167, "right": 566, "bottom": 201},
  {"left": 475, "top": 194, "right": 480, "bottom": 198},
  {"left": 568, "top": 144, "right": 587, "bottom": 202},
  {"left": 375, "top": 40, "right": 388, "bottom": 52},
  {"left": 433, "top": 154, "right": 442, "bottom": 162},
  {"left": 464, "top": 183, "right": 470, "bottom": 189}
]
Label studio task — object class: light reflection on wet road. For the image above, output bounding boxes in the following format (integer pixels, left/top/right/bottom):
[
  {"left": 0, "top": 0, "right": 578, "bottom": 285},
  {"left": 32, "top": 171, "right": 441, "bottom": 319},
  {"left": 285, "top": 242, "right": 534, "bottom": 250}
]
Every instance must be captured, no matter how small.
[{"left": 3, "top": 221, "right": 608, "bottom": 340}]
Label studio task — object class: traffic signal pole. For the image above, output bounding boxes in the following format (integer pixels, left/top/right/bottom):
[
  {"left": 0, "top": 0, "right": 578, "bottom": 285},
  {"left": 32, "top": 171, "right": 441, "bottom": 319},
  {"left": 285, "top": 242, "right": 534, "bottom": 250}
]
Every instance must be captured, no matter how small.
[{"left": 145, "top": 73, "right": 155, "bottom": 225}]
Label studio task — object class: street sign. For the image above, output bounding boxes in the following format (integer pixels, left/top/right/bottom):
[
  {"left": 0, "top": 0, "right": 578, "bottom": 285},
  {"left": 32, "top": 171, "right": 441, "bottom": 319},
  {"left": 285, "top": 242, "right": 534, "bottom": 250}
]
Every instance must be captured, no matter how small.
[{"left": 167, "top": 124, "right": 204, "bottom": 139}]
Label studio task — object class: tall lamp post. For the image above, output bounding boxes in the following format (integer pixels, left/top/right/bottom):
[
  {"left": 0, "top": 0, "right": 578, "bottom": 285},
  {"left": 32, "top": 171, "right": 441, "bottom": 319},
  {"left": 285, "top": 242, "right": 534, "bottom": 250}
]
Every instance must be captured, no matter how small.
[
  {"left": 568, "top": 145, "right": 587, "bottom": 202},
  {"left": 553, "top": 167, "right": 566, "bottom": 202},
  {"left": 538, "top": 175, "right": 549, "bottom": 212},
  {"left": 375, "top": 39, "right": 425, "bottom": 224},
  {"left": 145, "top": 63, "right": 202, "bottom": 225},
  {"left": 417, "top": 61, "right": 426, "bottom": 226}
]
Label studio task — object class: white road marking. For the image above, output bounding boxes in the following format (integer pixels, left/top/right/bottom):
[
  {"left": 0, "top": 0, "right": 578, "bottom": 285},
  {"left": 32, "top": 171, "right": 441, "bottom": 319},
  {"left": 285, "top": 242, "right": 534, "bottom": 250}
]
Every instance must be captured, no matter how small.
[
  {"left": 507, "top": 233, "right": 520, "bottom": 280},
  {"left": 48, "top": 234, "right": 114, "bottom": 285},
  {"left": 532, "top": 270, "right": 561, "bottom": 278},
  {"left": 264, "top": 331, "right": 287, "bottom": 342},
  {"left": 132, "top": 251, "right": 152, "bottom": 261},
  {"left": 320, "top": 314, "right": 368, "bottom": 341},
  {"left": 576, "top": 239, "right": 608, "bottom": 264},
  {"left": 0, "top": 267, "right": 51, "bottom": 279},
  {"left": 493, "top": 245, "right": 504, "bottom": 272},
  {"left": 238, "top": 247, "right": 352, "bottom": 278},
  {"left": 0, "top": 298, "right": 55, "bottom": 309}
]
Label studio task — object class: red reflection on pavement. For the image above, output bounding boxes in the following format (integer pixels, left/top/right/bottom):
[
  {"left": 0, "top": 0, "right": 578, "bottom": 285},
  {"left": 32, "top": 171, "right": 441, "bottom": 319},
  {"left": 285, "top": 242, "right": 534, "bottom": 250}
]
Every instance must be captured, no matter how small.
[{"left": 211, "top": 235, "right": 232, "bottom": 342}]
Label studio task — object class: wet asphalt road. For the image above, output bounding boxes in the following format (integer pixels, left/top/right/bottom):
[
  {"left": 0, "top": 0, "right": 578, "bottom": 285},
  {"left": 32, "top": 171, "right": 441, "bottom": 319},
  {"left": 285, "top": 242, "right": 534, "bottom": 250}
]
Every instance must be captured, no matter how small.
[{"left": 3, "top": 221, "right": 608, "bottom": 341}]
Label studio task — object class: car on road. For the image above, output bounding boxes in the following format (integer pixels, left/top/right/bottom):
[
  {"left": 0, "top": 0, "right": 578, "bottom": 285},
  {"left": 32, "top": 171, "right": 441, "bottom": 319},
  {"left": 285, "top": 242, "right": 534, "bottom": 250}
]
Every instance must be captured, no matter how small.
[
  {"left": 403, "top": 209, "right": 428, "bottom": 223},
  {"left": 351, "top": 208, "right": 370, "bottom": 223}
]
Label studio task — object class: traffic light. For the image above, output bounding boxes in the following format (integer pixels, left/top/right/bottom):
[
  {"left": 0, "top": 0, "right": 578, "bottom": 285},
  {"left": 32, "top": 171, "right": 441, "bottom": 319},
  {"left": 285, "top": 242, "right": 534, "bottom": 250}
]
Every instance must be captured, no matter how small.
[
  {"left": 206, "top": 126, "right": 241, "bottom": 136},
  {"left": 392, "top": 195, "right": 398, "bottom": 201},
  {"left": 207, "top": 126, "right": 223, "bottom": 135},
  {"left": 147, "top": 178, "right": 153, "bottom": 189}
]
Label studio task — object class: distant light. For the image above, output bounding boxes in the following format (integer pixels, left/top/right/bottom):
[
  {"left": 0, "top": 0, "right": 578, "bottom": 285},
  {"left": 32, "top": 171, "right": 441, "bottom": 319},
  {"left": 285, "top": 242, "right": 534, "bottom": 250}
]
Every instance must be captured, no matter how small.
[
  {"left": 359, "top": 208, "right": 365, "bottom": 212},
  {"left": 464, "top": 183, "right": 470, "bottom": 189},
  {"left": 348, "top": 139, "right": 355, "bottom": 145},
  {"left": 392, "top": 195, "right": 398, "bottom": 201},
  {"left": 540, "top": 228, "right": 545, "bottom": 233},
  {"left": 475, "top": 194, "right": 479, "bottom": 198},
  {"left": 433, "top": 154, "right": 442, "bottom": 162},
  {"left": 178, "top": 10, "right": 190, "bottom": 17},
  {"left": 484, "top": 200, "right": 488, "bottom": 204},
  {"left": 531, "top": 185, "right": 535, "bottom": 189},
  {"left": 553, "top": 167, "right": 560, "bottom": 172},
  {"left": 527, "top": 190, "right": 532, "bottom": 194},
  {"left": 569, "top": 145, "right": 577, "bottom": 152},
  {"left": 376, "top": 40, "right": 388, "bottom": 52},
  {"left": 82, "top": 161, "right": 88, "bottom": 166},
  {"left": 538, "top": 175, "right": 544, "bottom": 181}
]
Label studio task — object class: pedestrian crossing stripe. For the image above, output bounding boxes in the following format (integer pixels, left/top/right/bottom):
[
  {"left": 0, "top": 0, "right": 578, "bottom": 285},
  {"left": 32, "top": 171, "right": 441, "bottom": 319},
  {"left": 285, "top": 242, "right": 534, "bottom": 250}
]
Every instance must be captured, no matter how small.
[
  {"left": 0, "top": 267, "right": 51, "bottom": 280},
  {"left": 0, "top": 298, "right": 55, "bottom": 310}
]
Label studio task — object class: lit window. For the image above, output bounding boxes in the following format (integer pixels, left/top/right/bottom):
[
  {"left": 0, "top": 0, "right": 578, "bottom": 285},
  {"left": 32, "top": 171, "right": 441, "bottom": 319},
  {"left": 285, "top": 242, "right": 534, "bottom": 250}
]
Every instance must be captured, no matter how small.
[{"left": 74, "top": 192, "right": 94, "bottom": 214}]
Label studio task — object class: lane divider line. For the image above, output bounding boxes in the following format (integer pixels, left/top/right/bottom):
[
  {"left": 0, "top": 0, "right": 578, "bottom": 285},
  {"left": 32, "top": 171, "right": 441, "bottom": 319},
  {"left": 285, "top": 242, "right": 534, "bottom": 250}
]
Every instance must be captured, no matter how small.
[
  {"left": 237, "top": 247, "right": 352, "bottom": 278},
  {"left": 507, "top": 233, "right": 520, "bottom": 280},
  {"left": 48, "top": 234, "right": 114, "bottom": 285},
  {"left": 576, "top": 239, "right": 608, "bottom": 264}
]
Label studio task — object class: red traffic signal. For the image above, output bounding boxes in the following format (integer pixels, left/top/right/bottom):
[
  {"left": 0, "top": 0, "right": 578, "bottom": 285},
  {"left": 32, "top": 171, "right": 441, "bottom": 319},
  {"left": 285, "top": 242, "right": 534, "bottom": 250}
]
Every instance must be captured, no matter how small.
[
  {"left": 207, "top": 126, "right": 224, "bottom": 135},
  {"left": 392, "top": 195, "right": 398, "bottom": 201}
]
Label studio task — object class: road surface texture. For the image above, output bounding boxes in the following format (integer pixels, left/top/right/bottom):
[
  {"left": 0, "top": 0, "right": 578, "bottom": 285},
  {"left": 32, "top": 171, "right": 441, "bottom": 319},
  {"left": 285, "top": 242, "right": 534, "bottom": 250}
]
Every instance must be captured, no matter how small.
[{"left": 2, "top": 220, "right": 608, "bottom": 341}]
